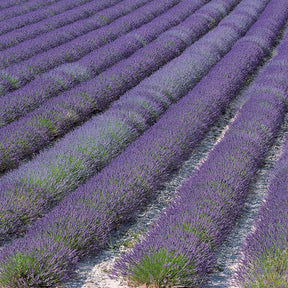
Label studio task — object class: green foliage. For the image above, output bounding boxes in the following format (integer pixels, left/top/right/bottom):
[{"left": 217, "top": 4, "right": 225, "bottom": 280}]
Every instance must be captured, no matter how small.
[
  {"left": 244, "top": 248, "right": 288, "bottom": 288},
  {"left": 0, "top": 252, "right": 39, "bottom": 288},
  {"left": 126, "top": 248, "right": 195, "bottom": 287}
]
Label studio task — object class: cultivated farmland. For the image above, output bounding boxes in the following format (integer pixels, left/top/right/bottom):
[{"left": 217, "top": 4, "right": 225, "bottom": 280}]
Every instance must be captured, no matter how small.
[{"left": 0, "top": 0, "right": 287, "bottom": 287}]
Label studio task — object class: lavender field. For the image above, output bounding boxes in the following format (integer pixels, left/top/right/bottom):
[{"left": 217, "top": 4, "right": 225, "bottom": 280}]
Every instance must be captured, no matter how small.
[{"left": 0, "top": 0, "right": 287, "bottom": 287}]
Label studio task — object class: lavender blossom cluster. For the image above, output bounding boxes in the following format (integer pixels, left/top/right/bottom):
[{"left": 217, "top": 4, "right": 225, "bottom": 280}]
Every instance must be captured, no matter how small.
[
  {"left": 0, "top": 0, "right": 286, "bottom": 286},
  {"left": 0, "top": 0, "right": 259, "bottom": 174},
  {"left": 0, "top": 0, "right": 241, "bottom": 240}
]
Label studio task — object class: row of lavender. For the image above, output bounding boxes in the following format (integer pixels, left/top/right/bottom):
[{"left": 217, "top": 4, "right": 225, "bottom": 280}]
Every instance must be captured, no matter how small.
[
  {"left": 0, "top": 0, "right": 209, "bottom": 124},
  {"left": 0, "top": 0, "right": 286, "bottom": 286},
  {"left": 0, "top": 0, "right": 231, "bottom": 172},
  {"left": 112, "top": 7, "right": 288, "bottom": 286},
  {"left": 0, "top": 0, "right": 98, "bottom": 35},
  {"left": 0, "top": 0, "right": 123, "bottom": 50},
  {"left": 0, "top": 0, "right": 264, "bottom": 241},
  {"left": 234, "top": 53, "right": 288, "bottom": 287}
]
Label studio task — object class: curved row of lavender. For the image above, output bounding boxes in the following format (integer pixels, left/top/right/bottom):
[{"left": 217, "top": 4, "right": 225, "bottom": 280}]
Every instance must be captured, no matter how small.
[
  {"left": 0, "top": 0, "right": 244, "bottom": 240},
  {"left": 0, "top": 0, "right": 209, "bottom": 118},
  {"left": 0, "top": 0, "right": 61, "bottom": 22},
  {"left": 0, "top": 0, "right": 124, "bottom": 51},
  {"left": 0, "top": 0, "right": 285, "bottom": 286},
  {"left": 111, "top": 6, "right": 288, "bottom": 286},
  {"left": 0, "top": 0, "right": 228, "bottom": 172},
  {"left": 234, "top": 52, "right": 288, "bottom": 288},
  {"left": 0, "top": 0, "right": 30, "bottom": 11},
  {"left": 0, "top": 0, "right": 96, "bottom": 35},
  {"left": 0, "top": 0, "right": 161, "bottom": 70}
]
